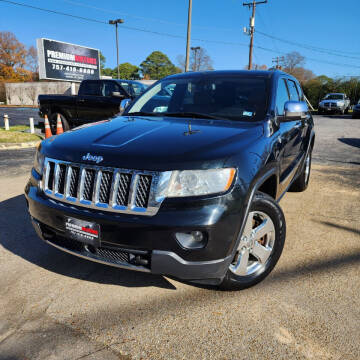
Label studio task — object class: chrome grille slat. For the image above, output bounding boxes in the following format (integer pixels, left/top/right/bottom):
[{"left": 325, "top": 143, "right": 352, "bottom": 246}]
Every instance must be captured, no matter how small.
[
  {"left": 42, "top": 157, "right": 161, "bottom": 216},
  {"left": 128, "top": 174, "right": 139, "bottom": 208}
]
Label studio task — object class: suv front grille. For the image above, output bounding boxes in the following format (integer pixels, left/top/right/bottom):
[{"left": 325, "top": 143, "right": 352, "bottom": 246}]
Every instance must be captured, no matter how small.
[{"left": 43, "top": 158, "right": 161, "bottom": 216}]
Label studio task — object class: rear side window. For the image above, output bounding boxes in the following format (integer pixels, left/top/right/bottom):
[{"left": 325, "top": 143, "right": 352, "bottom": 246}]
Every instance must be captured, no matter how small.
[
  {"left": 287, "top": 80, "right": 300, "bottom": 101},
  {"left": 81, "top": 81, "right": 101, "bottom": 96},
  {"left": 102, "top": 82, "right": 123, "bottom": 97},
  {"left": 276, "top": 79, "right": 289, "bottom": 116}
]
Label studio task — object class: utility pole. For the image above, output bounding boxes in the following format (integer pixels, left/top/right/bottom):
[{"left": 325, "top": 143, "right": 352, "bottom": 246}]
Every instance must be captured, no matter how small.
[
  {"left": 243, "top": 0, "right": 267, "bottom": 70},
  {"left": 272, "top": 56, "right": 284, "bottom": 70},
  {"left": 185, "top": 0, "right": 193, "bottom": 72},
  {"left": 191, "top": 46, "right": 200, "bottom": 71},
  {"left": 109, "top": 18, "right": 124, "bottom": 79}
]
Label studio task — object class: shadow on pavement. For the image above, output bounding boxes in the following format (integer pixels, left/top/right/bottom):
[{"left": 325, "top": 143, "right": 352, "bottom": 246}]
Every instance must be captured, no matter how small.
[
  {"left": 338, "top": 138, "right": 360, "bottom": 149},
  {"left": 317, "top": 220, "right": 360, "bottom": 235},
  {"left": 317, "top": 114, "right": 352, "bottom": 120},
  {"left": 0, "top": 194, "right": 176, "bottom": 290}
]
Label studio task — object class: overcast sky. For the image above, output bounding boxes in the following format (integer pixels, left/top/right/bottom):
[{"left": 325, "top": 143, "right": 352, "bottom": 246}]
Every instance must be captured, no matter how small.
[{"left": 1, "top": 0, "right": 359, "bottom": 78}]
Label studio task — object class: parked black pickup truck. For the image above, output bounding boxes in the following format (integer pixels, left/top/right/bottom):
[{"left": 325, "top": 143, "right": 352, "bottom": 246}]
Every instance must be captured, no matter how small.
[
  {"left": 26, "top": 70, "right": 315, "bottom": 290},
  {"left": 38, "top": 79, "right": 147, "bottom": 132}
]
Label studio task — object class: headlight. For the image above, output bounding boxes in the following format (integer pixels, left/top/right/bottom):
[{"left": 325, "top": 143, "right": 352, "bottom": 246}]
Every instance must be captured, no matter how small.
[
  {"left": 33, "top": 145, "right": 45, "bottom": 175},
  {"left": 337, "top": 101, "right": 344, "bottom": 106},
  {"left": 157, "top": 168, "right": 236, "bottom": 198}
]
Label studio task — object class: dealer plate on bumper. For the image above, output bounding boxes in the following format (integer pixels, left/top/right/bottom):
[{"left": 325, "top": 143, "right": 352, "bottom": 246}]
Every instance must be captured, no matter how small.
[{"left": 65, "top": 217, "right": 100, "bottom": 247}]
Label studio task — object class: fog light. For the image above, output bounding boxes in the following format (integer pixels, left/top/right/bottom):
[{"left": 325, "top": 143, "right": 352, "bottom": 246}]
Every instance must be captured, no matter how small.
[{"left": 175, "top": 231, "right": 207, "bottom": 249}]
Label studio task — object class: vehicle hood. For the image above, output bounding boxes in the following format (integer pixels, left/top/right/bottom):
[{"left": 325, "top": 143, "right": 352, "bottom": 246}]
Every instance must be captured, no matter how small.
[{"left": 42, "top": 116, "right": 264, "bottom": 170}]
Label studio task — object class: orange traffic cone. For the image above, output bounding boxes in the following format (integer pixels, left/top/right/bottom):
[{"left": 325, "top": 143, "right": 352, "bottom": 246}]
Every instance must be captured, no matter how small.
[
  {"left": 56, "top": 114, "right": 64, "bottom": 135},
  {"left": 44, "top": 115, "right": 52, "bottom": 139}
]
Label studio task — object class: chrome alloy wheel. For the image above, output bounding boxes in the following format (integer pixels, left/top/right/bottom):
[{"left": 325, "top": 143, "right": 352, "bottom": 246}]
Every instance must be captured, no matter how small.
[{"left": 229, "top": 211, "right": 276, "bottom": 276}]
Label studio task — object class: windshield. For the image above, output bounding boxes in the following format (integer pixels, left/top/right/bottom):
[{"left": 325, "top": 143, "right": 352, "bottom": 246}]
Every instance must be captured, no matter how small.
[
  {"left": 126, "top": 76, "right": 268, "bottom": 121},
  {"left": 324, "top": 94, "right": 344, "bottom": 100}
]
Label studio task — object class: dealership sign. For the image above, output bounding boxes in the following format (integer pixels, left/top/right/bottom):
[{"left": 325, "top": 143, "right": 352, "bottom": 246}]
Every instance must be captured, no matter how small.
[{"left": 37, "top": 38, "right": 100, "bottom": 82}]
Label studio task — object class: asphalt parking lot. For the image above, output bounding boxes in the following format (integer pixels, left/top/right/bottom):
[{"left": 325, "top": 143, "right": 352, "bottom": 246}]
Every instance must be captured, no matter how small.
[
  {"left": 0, "top": 114, "right": 359, "bottom": 359},
  {"left": 0, "top": 107, "right": 42, "bottom": 127}
]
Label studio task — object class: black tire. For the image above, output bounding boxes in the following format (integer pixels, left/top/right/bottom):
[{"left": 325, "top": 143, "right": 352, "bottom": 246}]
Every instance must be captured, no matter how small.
[
  {"left": 219, "top": 192, "right": 286, "bottom": 291},
  {"left": 318, "top": 109, "right": 323, "bottom": 115},
  {"left": 50, "top": 112, "right": 70, "bottom": 134},
  {"left": 345, "top": 107, "right": 349, "bottom": 114},
  {"left": 289, "top": 150, "right": 312, "bottom": 192}
]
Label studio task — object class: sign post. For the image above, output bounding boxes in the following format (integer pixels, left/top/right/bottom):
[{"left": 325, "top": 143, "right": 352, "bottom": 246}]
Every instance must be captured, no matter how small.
[{"left": 37, "top": 38, "right": 100, "bottom": 83}]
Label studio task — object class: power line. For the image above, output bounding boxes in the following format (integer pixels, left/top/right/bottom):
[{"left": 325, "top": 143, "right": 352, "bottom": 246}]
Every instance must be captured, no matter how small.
[
  {"left": 0, "top": 0, "right": 107, "bottom": 23},
  {"left": 1, "top": 0, "right": 360, "bottom": 71},
  {"left": 257, "top": 30, "right": 360, "bottom": 59},
  {"left": 61, "top": 0, "right": 239, "bottom": 33}
]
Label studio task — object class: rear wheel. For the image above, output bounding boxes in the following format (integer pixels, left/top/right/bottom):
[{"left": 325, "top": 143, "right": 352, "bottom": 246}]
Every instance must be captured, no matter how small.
[
  {"left": 289, "top": 150, "right": 312, "bottom": 192},
  {"left": 219, "top": 192, "right": 286, "bottom": 290},
  {"left": 50, "top": 113, "right": 70, "bottom": 134}
]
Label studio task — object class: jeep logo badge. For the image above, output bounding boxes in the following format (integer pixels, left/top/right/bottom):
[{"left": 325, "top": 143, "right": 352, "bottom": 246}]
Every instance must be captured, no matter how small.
[{"left": 82, "top": 153, "right": 103, "bottom": 164}]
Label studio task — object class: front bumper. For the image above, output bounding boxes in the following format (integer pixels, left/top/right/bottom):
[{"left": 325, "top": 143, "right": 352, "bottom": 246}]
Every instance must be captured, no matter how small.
[
  {"left": 25, "top": 169, "right": 244, "bottom": 284},
  {"left": 319, "top": 104, "right": 345, "bottom": 112}
]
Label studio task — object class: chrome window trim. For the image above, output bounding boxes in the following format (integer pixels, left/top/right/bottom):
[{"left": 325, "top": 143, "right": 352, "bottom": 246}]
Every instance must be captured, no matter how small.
[{"left": 42, "top": 157, "right": 163, "bottom": 216}]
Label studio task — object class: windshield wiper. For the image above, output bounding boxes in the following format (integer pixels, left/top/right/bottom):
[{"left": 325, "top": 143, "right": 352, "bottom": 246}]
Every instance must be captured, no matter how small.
[{"left": 163, "top": 112, "right": 220, "bottom": 120}]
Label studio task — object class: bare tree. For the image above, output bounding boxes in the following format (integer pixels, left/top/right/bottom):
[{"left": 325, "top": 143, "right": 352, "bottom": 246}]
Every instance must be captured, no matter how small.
[
  {"left": 283, "top": 51, "right": 305, "bottom": 73},
  {"left": 177, "top": 47, "right": 214, "bottom": 72},
  {"left": 27, "top": 45, "right": 38, "bottom": 80}
]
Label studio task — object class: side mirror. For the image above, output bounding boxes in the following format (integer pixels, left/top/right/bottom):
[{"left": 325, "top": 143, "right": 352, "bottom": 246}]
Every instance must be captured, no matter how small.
[
  {"left": 112, "top": 91, "right": 125, "bottom": 98},
  {"left": 284, "top": 101, "right": 308, "bottom": 121},
  {"left": 119, "top": 98, "right": 131, "bottom": 114}
]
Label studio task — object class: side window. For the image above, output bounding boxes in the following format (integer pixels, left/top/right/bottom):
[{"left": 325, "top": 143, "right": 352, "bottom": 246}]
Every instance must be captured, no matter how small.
[
  {"left": 276, "top": 78, "right": 289, "bottom": 116},
  {"left": 287, "top": 80, "right": 300, "bottom": 101},
  {"left": 102, "top": 82, "right": 123, "bottom": 97},
  {"left": 296, "top": 83, "right": 304, "bottom": 101},
  {"left": 118, "top": 82, "right": 132, "bottom": 96},
  {"left": 81, "top": 81, "right": 101, "bottom": 96}
]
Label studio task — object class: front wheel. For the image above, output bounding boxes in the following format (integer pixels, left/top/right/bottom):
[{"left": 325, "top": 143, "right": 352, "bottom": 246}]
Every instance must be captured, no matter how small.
[
  {"left": 50, "top": 113, "right": 70, "bottom": 134},
  {"left": 219, "top": 192, "right": 286, "bottom": 290}
]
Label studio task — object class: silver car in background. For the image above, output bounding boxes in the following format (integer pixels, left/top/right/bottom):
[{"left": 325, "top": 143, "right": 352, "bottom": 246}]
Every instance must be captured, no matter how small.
[{"left": 318, "top": 93, "right": 350, "bottom": 115}]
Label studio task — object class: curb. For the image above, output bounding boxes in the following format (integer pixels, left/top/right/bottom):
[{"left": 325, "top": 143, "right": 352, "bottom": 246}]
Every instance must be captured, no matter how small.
[{"left": 0, "top": 139, "right": 42, "bottom": 150}]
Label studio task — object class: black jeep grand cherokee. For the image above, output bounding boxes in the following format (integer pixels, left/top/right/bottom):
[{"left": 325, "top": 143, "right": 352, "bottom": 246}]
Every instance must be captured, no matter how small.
[{"left": 25, "top": 70, "right": 315, "bottom": 290}]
